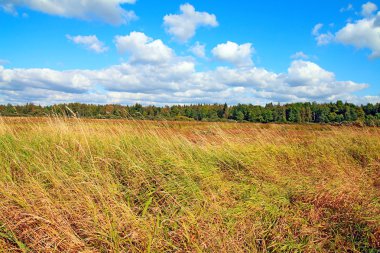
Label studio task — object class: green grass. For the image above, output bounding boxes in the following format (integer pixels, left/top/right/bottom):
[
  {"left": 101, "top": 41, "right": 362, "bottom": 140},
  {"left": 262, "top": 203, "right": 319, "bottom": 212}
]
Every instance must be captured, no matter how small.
[{"left": 0, "top": 117, "right": 379, "bottom": 252}]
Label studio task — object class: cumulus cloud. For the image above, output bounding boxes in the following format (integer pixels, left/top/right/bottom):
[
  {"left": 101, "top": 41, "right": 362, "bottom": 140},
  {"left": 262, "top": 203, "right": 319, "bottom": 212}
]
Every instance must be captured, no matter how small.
[
  {"left": 189, "top": 42, "right": 206, "bottom": 58},
  {"left": 312, "top": 23, "right": 335, "bottom": 45},
  {"left": 0, "top": 58, "right": 372, "bottom": 106},
  {"left": 1, "top": 2, "right": 18, "bottom": 15},
  {"left": 361, "top": 2, "right": 378, "bottom": 17},
  {"left": 0, "top": 65, "right": 93, "bottom": 94},
  {"left": 287, "top": 61, "right": 334, "bottom": 86},
  {"left": 283, "top": 61, "right": 367, "bottom": 100},
  {"left": 312, "top": 23, "right": 323, "bottom": 36},
  {"left": 340, "top": 3, "right": 354, "bottom": 13},
  {"left": 212, "top": 41, "right": 254, "bottom": 67},
  {"left": 114, "top": 32, "right": 175, "bottom": 64},
  {"left": 95, "top": 61, "right": 195, "bottom": 93},
  {"left": 0, "top": 32, "right": 373, "bottom": 105},
  {"left": 0, "top": 0, "right": 137, "bottom": 25},
  {"left": 163, "top": 3, "right": 218, "bottom": 42},
  {"left": 291, "top": 51, "right": 309, "bottom": 60},
  {"left": 313, "top": 2, "right": 380, "bottom": 58},
  {"left": 316, "top": 32, "right": 335, "bottom": 45},
  {"left": 335, "top": 13, "right": 380, "bottom": 58},
  {"left": 66, "top": 35, "right": 108, "bottom": 53}
]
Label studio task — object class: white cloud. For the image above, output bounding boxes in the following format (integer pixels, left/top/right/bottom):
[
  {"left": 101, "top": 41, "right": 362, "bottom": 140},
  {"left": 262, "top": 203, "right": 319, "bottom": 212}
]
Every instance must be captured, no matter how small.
[
  {"left": 0, "top": 58, "right": 371, "bottom": 106},
  {"left": 163, "top": 3, "right": 218, "bottom": 42},
  {"left": 340, "top": 3, "right": 354, "bottom": 13},
  {"left": 312, "top": 23, "right": 323, "bottom": 36},
  {"left": 312, "top": 23, "right": 335, "bottom": 45},
  {"left": 361, "top": 2, "right": 378, "bottom": 17},
  {"left": 189, "top": 42, "right": 206, "bottom": 58},
  {"left": 114, "top": 32, "right": 175, "bottom": 64},
  {"left": 286, "top": 60, "right": 335, "bottom": 91},
  {"left": 335, "top": 12, "right": 380, "bottom": 58},
  {"left": 316, "top": 32, "right": 335, "bottom": 45},
  {"left": 313, "top": 3, "right": 380, "bottom": 58},
  {"left": 291, "top": 51, "right": 309, "bottom": 60},
  {"left": 0, "top": 31, "right": 373, "bottom": 105},
  {"left": 95, "top": 61, "right": 195, "bottom": 93},
  {"left": 0, "top": 0, "right": 137, "bottom": 25},
  {"left": 212, "top": 41, "right": 254, "bottom": 67},
  {"left": 0, "top": 65, "right": 93, "bottom": 94},
  {"left": 283, "top": 61, "right": 367, "bottom": 99},
  {"left": 1, "top": 3, "right": 17, "bottom": 15},
  {"left": 67, "top": 35, "right": 108, "bottom": 53}
]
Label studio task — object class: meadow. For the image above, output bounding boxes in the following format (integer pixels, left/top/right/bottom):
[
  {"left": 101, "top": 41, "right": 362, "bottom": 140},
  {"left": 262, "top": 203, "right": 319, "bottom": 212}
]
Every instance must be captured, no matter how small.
[{"left": 0, "top": 117, "right": 379, "bottom": 252}]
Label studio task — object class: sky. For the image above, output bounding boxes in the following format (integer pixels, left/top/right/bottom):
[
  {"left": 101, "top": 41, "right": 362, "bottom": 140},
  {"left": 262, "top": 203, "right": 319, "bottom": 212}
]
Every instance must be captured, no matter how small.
[{"left": 0, "top": 0, "right": 380, "bottom": 105}]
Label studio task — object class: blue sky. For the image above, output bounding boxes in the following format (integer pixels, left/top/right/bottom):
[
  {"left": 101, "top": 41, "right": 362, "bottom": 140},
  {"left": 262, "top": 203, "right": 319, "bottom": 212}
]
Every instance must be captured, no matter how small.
[{"left": 0, "top": 0, "right": 380, "bottom": 105}]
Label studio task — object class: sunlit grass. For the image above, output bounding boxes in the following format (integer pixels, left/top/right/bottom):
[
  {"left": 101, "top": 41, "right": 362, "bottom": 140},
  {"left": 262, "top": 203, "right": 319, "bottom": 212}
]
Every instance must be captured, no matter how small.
[{"left": 0, "top": 117, "right": 379, "bottom": 252}]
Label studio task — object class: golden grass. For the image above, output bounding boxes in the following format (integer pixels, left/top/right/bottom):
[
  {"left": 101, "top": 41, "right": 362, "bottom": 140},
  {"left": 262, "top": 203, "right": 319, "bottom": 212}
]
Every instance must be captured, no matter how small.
[{"left": 0, "top": 117, "right": 379, "bottom": 252}]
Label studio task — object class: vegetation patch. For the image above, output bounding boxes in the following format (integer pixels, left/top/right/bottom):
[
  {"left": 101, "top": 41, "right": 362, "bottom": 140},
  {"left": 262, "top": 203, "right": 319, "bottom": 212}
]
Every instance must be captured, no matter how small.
[{"left": 0, "top": 117, "right": 379, "bottom": 252}]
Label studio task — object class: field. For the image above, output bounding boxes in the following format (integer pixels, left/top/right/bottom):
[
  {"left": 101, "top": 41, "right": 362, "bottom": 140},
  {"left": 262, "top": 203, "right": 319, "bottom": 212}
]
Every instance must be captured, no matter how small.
[{"left": 0, "top": 117, "right": 379, "bottom": 252}]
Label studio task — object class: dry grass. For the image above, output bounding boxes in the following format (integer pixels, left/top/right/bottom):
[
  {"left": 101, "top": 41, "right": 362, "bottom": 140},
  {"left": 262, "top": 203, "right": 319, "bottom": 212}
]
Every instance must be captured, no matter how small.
[{"left": 0, "top": 117, "right": 379, "bottom": 252}]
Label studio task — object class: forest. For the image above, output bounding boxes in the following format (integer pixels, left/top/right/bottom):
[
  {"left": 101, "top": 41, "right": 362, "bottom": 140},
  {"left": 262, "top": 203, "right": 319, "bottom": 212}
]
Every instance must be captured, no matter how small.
[{"left": 1, "top": 101, "right": 380, "bottom": 126}]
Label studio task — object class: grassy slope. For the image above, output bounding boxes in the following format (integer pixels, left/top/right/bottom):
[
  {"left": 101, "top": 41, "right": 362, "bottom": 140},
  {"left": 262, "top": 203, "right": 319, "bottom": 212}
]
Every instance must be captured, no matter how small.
[{"left": 0, "top": 117, "right": 379, "bottom": 252}]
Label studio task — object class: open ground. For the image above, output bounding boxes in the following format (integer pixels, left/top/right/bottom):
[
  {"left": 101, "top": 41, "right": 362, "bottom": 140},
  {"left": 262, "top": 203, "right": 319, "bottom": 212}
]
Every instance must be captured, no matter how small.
[{"left": 0, "top": 117, "right": 379, "bottom": 252}]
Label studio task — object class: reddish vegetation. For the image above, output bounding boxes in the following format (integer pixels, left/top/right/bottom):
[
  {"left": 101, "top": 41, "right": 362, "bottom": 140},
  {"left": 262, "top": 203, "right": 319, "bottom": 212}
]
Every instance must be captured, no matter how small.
[{"left": 0, "top": 117, "right": 379, "bottom": 252}]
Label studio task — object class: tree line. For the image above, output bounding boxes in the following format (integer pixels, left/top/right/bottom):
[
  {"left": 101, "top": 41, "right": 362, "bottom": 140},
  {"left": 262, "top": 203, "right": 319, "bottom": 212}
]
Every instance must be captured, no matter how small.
[{"left": 1, "top": 101, "right": 380, "bottom": 126}]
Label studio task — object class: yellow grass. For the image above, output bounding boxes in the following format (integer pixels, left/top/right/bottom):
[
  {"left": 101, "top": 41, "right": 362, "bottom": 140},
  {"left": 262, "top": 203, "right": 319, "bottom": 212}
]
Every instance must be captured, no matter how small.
[{"left": 0, "top": 117, "right": 379, "bottom": 252}]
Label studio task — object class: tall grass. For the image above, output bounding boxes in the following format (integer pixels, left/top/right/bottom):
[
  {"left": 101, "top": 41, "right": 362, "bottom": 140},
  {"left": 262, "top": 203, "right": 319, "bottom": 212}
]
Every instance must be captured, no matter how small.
[{"left": 0, "top": 117, "right": 379, "bottom": 252}]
